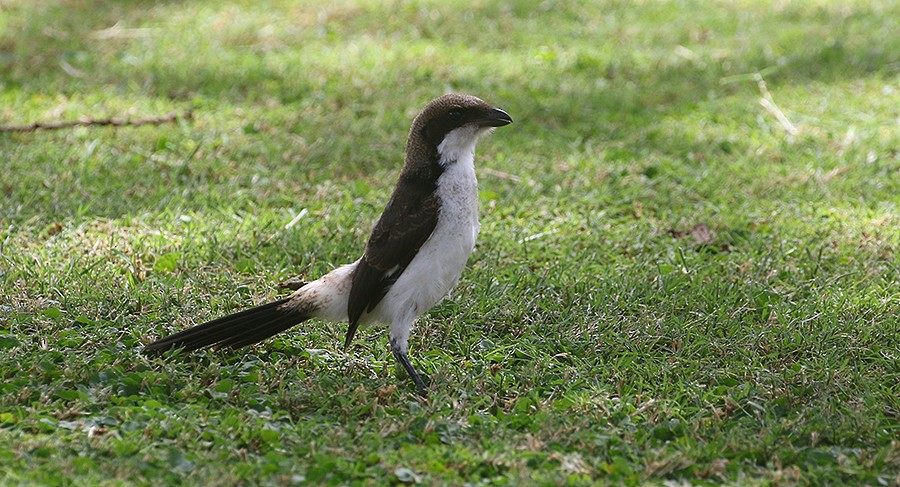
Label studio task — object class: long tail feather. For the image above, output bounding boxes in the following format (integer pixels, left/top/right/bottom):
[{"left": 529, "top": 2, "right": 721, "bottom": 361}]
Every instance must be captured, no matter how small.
[{"left": 144, "top": 298, "right": 309, "bottom": 352}]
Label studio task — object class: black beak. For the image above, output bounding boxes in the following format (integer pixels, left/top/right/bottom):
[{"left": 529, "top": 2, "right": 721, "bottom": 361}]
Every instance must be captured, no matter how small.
[{"left": 478, "top": 107, "right": 513, "bottom": 127}]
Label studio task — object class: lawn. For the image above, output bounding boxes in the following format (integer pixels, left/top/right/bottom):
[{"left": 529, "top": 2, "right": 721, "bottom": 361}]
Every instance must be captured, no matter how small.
[{"left": 1, "top": 0, "right": 898, "bottom": 484}]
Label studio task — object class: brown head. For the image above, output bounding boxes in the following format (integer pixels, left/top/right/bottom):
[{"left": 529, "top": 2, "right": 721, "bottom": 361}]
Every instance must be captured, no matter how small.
[{"left": 403, "top": 94, "right": 512, "bottom": 176}]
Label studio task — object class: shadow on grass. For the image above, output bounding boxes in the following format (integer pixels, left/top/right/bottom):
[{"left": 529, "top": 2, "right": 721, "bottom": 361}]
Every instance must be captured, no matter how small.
[
  {"left": 1, "top": 1, "right": 897, "bottom": 222},
  {"left": 3, "top": 1, "right": 896, "bottom": 120}
]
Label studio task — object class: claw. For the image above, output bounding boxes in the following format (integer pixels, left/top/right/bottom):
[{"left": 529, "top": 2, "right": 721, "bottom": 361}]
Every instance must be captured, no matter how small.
[{"left": 391, "top": 339, "right": 428, "bottom": 397}]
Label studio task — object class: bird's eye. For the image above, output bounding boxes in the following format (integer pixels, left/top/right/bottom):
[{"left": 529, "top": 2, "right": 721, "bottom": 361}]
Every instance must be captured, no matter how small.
[{"left": 448, "top": 110, "right": 461, "bottom": 118}]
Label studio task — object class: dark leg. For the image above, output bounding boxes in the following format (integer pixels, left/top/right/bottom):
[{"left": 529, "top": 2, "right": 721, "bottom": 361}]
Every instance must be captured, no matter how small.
[{"left": 391, "top": 337, "right": 428, "bottom": 397}]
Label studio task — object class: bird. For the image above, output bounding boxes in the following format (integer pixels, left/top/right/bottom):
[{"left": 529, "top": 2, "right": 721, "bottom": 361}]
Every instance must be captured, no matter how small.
[{"left": 144, "top": 93, "right": 513, "bottom": 396}]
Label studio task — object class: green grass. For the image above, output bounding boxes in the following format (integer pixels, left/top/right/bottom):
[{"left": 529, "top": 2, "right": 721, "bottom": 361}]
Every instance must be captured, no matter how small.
[{"left": 2, "top": 0, "right": 899, "bottom": 484}]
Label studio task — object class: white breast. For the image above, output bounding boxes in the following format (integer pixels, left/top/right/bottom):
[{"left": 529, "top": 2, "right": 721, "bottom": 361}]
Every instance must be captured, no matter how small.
[{"left": 371, "top": 127, "right": 481, "bottom": 326}]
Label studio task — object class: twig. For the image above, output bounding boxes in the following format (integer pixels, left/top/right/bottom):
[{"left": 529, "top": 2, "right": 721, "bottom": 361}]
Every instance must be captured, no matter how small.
[
  {"left": 755, "top": 74, "right": 799, "bottom": 136},
  {"left": 284, "top": 208, "right": 309, "bottom": 230},
  {"left": 0, "top": 111, "right": 193, "bottom": 133},
  {"left": 90, "top": 23, "right": 157, "bottom": 40},
  {"left": 481, "top": 167, "right": 522, "bottom": 183}
]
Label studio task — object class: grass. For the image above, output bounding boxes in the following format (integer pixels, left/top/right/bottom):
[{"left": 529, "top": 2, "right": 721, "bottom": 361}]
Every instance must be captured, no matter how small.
[{"left": 1, "top": 0, "right": 899, "bottom": 484}]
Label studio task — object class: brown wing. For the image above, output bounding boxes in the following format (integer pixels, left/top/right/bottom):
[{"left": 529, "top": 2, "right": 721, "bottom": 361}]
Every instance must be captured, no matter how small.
[{"left": 344, "top": 182, "right": 440, "bottom": 348}]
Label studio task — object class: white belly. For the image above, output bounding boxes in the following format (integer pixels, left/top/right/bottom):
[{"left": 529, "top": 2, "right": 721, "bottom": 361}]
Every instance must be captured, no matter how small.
[
  {"left": 370, "top": 157, "right": 480, "bottom": 326},
  {"left": 295, "top": 163, "right": 479, "bottom": 329}
]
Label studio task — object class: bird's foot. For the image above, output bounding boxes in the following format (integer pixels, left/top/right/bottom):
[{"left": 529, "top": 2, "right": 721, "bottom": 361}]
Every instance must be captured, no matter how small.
[{"left": 392, "top": 347, "right": 428, "bottom": 397}]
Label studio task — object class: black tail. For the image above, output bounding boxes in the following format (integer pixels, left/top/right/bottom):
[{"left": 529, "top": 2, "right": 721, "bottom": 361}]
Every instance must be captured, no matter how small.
[{"left": 144, "top": 298, "right": 310, "bottom": 352}]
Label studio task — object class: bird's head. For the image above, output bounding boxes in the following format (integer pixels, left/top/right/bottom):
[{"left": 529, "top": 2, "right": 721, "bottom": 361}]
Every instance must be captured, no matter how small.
[{"left": 407, "top": 93, "right": 512, "bottom": 167}]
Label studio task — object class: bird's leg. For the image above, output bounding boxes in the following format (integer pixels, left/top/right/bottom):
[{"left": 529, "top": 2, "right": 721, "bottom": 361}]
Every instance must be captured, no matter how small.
[{"left": 390, "top": 336, "right": 428, "bottom": 397}]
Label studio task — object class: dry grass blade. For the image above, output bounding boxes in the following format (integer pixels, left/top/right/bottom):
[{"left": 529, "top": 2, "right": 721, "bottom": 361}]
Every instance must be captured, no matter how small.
[{"left": 0, "top": 111, "right": 192, "bottom": 133}]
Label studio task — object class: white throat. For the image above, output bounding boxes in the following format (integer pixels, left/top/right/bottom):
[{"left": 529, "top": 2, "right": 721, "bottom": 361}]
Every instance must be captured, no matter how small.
[{"left": 437, "top": 125, "right": 490, "bottom": 167}]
